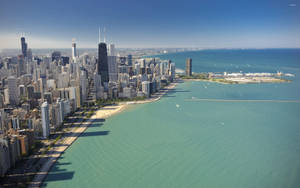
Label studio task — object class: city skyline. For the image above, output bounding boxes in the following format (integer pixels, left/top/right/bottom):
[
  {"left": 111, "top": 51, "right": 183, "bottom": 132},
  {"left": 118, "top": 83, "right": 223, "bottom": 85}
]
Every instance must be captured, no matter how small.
[{"left": 0, "top": 0, "right": 300, "bottom": 49}]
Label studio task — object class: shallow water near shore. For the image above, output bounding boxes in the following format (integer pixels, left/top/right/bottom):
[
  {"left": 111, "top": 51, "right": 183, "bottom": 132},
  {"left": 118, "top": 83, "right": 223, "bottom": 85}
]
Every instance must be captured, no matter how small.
[{"left": 43, "top": 49, "right": 300, "bottom": 188}]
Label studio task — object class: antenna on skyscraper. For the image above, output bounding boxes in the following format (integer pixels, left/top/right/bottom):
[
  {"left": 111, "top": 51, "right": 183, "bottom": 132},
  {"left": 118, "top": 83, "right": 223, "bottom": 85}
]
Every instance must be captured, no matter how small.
[
  {"left": 103, "top": 27, "right": 106, "bottom": 43},
  {"left": 98, "top": 27, "right": 101, "bottom": 43}
]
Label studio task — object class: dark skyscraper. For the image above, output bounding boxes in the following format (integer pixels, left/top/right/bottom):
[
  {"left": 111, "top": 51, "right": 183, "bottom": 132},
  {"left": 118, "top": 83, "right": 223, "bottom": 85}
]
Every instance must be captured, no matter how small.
[
  {"left": 186, "top": 58, "right": 192, "bottom": 76},
  {"left": 21, "top": 37, "right": 27, "bottom": 57},
  {"left": 127, "top": 54, "right": 132, "bottom": 66},
  {"left": 98, "top": 42, "right": 109, "bottom": 84}
]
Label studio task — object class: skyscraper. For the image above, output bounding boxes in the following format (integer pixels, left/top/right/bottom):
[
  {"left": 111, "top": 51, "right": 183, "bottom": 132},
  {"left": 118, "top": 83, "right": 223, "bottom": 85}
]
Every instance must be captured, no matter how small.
[
  {"left": 127, "top": 54, "right": 132, "bottom": 66},
  {"left": 186, "top": 58, "right": 192, "bottom": 76},
  {"left": 7, "top": 76, "right": 19, "bottom": 105},
  {"left": 108, "top": 44, "right": 116, "bottom": 56},
  {"left": 20, "top": 37, "right": 27, "bottom": 57},
  {"left": 97, "top": 29, "right": 109, "bottom": 84},
  {"left": 41, "top": 102, "right": 50, "bottom": 138},
  {"left": 108, "top": 56, "right": 118, "bottom": 82},
  {"left": 72, "top": 39, "right": 77, "bottom": 61}
]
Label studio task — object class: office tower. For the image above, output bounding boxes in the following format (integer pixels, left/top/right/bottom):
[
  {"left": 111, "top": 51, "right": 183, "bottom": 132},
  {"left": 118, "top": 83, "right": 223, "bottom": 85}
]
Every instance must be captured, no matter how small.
[
  {"left": 108, "top": 56, "right": 118, "bottom": 82},
  {"left": 19, "top": 85, "right": 26, "bottom": 97},
  {"left": 41, "top": 102, "right": 50, "bottom": 138},
  {"left": 69, "top": 87, "right": 79, "bottom": 109},
  {"left": 27, "top": 49, "right": 32, "bottom": 61},
  {"left": 170, "top": 63, "right": 176, "bottom": 81},
  {"left": 61, "top": 56, "right": 70, "bottom": 65},
  {"left": 186, "top": 58, "right": 192, "bottom": 76},
  {"left": 43, "top": 92, "right": 52, "bottom": 104},
  {"left": 80, "top": 70, "right": 87, "bottom": 103},
  {"left": 108, "top": 44, "right": 116, "bottom": 56},
  {"left": 56, "top": 98, "right": 64, "bottom": 125},
  {"left": 17, "top": 55, "right": 24, "bottom": 77},
  {"left": 21, "top": 37, "right": 27, "bottom": 57},
  {"left": 27, "top": 85, "right": 35, "bottom": 99},
  {"left": 51, "top": 51, "right": 61, "bottom": 62},
  {"left": 94, "top": 73, "right": 103, "bottom": 100},
  {"left": 127, "top": 54, "right": 132, "bottom": 66},
  {"left": 97, "top": 29, "right": 109, "bottom": 84},
  {"left": 142, "top": 81, "right": 150, "bottom": 97},
  {"left": 7, "top": 76, "right": 19, "bottom": 105},
  {"left": 72, "top": 39, "right": 77, "bottom": 61},
  {"left": 98, "top": 43, "right": 109, "bottom": 84}
]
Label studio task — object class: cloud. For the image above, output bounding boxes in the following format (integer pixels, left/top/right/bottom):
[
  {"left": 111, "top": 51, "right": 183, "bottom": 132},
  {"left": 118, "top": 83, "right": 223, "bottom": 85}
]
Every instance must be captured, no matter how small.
[{"left": 288, "top": 3, "right": 296, "bottom": 7}]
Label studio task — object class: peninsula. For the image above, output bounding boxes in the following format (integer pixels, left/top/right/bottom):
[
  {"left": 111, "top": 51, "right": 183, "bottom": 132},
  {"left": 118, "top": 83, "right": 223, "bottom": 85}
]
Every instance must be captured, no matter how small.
[{"left": 178, "top": 72, "right": 292, "bottom": 84}]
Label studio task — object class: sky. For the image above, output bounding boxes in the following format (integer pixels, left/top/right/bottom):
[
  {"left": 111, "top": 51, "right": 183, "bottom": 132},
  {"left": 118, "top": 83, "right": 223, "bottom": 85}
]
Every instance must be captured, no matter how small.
[{"left": 0, "top": 0, "right": 299, "bottom": 49}]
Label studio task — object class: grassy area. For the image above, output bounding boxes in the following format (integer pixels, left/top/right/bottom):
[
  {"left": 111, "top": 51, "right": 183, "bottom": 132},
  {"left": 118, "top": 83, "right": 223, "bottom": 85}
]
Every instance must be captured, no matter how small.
[
  {"left": 178, "top": 73, "right": 239, "bottom": 84},
  {"left": 178, "top": 73, "right": 209, "bottom": 80}
]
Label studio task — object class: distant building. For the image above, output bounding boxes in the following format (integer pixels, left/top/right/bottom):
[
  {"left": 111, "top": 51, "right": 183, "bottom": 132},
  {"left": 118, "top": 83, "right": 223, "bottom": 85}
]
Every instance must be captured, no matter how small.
[
  {"left": 127, "top": 54, "right": 132, "bottom": 66},
  {"left": 170, "top": 63, "right": 176, "bottom": 81},
  {"left": 72, "top": 39, "right": 77, "bottom": 61},
  {"left": 186, "top": 58, "right": 192, "bottom": 76},
  {"left": 20, "top": 37, "right": 27, "bottom": 57},
  {"left": 7, "top": 76, "right": 19, "bottom": 105},
  {"left": 51, "top": 51, "right": 61, "bottom": 62},
  {"left": 41, "top": 102, "right": 50, "bottom": 138}
]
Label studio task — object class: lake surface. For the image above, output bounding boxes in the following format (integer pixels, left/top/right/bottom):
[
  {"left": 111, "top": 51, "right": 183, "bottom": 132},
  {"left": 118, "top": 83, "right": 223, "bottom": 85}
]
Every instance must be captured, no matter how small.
[{"left": 43, "top": 49, "right": 300, "bottom": 188}]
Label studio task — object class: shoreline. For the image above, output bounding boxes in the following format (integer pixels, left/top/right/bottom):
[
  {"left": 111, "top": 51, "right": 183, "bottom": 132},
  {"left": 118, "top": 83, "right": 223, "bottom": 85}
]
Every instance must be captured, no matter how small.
[{"left": 28, "top": 81, "right": 177, "bottom": 188}]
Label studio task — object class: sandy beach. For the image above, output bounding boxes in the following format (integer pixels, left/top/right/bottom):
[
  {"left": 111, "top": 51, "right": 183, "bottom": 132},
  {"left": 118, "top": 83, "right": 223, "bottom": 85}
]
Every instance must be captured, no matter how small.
[{"left": 28, "top": 82, "right": 177, "bottom": 188}]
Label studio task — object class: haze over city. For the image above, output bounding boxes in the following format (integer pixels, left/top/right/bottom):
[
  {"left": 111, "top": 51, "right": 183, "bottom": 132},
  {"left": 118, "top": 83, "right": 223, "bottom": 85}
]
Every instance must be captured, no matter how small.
[{"left": 1, "top": 0, "right": 300, "bottom": 49}]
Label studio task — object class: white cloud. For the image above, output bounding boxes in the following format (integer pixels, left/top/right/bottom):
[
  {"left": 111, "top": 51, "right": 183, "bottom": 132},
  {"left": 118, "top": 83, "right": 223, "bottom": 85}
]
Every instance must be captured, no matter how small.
[{"left": 288, "top": 3, "right": 296, "bottom": 7}]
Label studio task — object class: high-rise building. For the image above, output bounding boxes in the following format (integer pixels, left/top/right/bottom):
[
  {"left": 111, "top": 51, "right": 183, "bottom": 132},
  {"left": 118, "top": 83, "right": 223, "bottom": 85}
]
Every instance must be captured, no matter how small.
[
  {"left": 108, "top": 44, "right": 116, "bottom": 56},
  {"left": 186, "top": 58, "right": 192, "bottom": 76},
  {"left": 170, "top": 62, "right": 176, "bottom": 81},
  {"left": 21, "top": 37, "right": 27, "bottom": 57},
  {"left": 7, "top": 76, "right": 19, "bottom": 105},
  {"left": 127, "top": 54, "right": 132, "bottom": 66},
  {"left": 72, "top": 39, "right": 77, "bottom": 61},
  {"left": 98, "top": 43, "right": 109, "bottom": 84},
  {"left": 97, "top": 28, "right": 109, "bottom": 84},
  {"left": 41, "top": 102, "right": 50, "bottom": 138},
  {"left": 51, "top": 51, "right": 61, "bottom": 62},
  {"left": 142, "top": 81, "right": 150, "bottom": 97},
  {"left": 108, "top": 56, "right": 118, "bottom": 82}
]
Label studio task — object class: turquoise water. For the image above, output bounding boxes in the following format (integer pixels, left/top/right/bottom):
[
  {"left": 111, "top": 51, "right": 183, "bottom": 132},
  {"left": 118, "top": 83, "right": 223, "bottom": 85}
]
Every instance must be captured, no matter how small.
[{"left": 44, "top": 49, "right": 300, "bottom": 188}]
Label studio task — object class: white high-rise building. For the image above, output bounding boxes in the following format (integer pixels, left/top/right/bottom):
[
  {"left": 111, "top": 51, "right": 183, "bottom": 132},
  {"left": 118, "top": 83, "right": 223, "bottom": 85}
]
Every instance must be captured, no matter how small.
[
  {"left": 142, "top": 81, "right": 150, "bottom": 97},
  {"left": 94, "top": 73, "right": 104, "bottom": 100},
  {"left": 80, "top": 71, "right": 87, "bottom": 103},
  {"left": 57, "top": 98, "right": 64, "bottom": 124},
  {"left": 72, "top": 39, "right": 77, "bottom": 61},
  {"left": 108, "top": 44, "right": 116, "bottom": 56},
  {"left": 69, "top": 87, "right": 78, "bottom": 109},
  {"left": 7, "top": 76, "right": 19, "bottom": 105},
  {"left": 41, "top": 102, "right": 50, "bottom": 138},
  {"left": 108, "top": 56, "right": 118, "bottom": 82}
]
